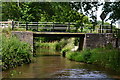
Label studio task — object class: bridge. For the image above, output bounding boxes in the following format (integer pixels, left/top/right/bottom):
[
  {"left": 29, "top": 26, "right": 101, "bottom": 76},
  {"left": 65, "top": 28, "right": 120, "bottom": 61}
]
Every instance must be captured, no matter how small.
[
  {"left": 12, "top": 31, "right": 117, "bottom": 54},
  {"left": 1, "top": 21, "right": 120, "bottom": 54}
]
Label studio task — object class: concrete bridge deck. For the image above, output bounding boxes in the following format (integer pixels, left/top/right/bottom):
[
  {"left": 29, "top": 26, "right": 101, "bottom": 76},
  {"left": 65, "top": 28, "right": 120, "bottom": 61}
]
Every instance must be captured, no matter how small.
[{"left": 33, "top": 32, "right": 85, "bottom": 37}]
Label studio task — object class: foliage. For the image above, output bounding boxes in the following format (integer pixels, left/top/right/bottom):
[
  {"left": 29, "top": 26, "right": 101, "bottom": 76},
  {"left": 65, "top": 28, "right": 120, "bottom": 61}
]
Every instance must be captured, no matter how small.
[
  {"left": 66, "top": 49, "right": 91, "bottom": 62},
  {"left": 35, "top": 38, "right": 68, "bottom": 52},
  {"left": 2, "top": 2, "right": 90, "bottom": 32},
  {"left": 35, "top": 42, "right": 58, "bottom": 50},
  {"left": 61, "top": 38, "right": 75, "bottom": 54},
  {"left": 89, "top": 48, "right": 120, "bottom": 71},
  {"left": 34, "top": 38, "right": 69, "bottom": 56},
  {"left": 70, "top": 2, "right": 102, "bottom": 28},
  {"left": 1, "top": 35, "right": 32, "bottom": 70},
  {"left": 1, "top": 27, "right": 12, "bottom": 35},
  {"left": 102, "top": 2, "right": 120, "bottom": 23},
  {"left": 2, "top": 2, "right": 88, "bottom": 22},
  {"left": 66, "top": 47, "right": 120, "bottom": 72}
]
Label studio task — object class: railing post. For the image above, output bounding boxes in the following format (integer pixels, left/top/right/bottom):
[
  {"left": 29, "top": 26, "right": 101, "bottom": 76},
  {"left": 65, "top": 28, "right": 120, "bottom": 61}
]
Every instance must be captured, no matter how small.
[
  {"left": 12, "top": 21, "right": 14, "bottom": 30},
  {"left": 110, "top": 22, "right": 113, "bottom": 33},
  {"left": 37, "top": 22, "right": 38, "bottom": 31},
  {"left": 52, "top": 22, "right": 54, "bottom": 31},
  {"left": 26, "top": 22, "right": 28, "bottom": 30},
  {"left": 100, "top": 25, "right": 102, "bottom": 33},
  {"left": 102, "top": 20, "right": 104, "bottom": 33},
  {"left": 68, "top": 22, "right": 70, "bottom": 32},
  {"left": 78, "top": 36, "right": 84, "bottom": 51}
]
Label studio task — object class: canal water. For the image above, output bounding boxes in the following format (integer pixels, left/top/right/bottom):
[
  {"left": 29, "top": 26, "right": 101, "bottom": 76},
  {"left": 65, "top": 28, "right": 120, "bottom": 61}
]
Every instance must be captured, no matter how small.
[{"left": 2, "top": 50, "right": 120, "bottom": 79}]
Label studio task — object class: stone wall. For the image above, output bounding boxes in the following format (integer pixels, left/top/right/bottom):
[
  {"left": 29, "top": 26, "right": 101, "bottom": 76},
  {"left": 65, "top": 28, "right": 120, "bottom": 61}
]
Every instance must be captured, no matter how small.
[
  {"left": 12, "top": 31, "right": 33, "bottom": 52},
  {"left": 117, "top": 38, "right": 120, "bottom": 49},
  {"left": 83, "top": 33, "right": 118, "bottom": 49}
]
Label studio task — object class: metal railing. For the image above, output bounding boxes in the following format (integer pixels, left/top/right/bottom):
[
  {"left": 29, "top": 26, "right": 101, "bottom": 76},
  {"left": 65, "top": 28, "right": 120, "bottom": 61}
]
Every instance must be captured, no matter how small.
[
  {"left": 10, "top": 21, "right": 77, "bottom": 32},
  {"left": 0, "top": 21, "right": 119, "bottom": 34}
]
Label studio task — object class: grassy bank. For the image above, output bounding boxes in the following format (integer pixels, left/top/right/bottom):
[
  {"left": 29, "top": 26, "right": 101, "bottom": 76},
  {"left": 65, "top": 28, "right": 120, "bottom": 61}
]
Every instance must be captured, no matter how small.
[
  {"left": 34, "top": 38, "right": 69, "bottom": 56},
  {"left": 1, "top": 34, "right": 32, "bottom": 70},
  {"left": 66, "top": 47, "right": 120, "bottom": 72},
  {"left": 34, "top": 38, "right": 76, "bottom": 56}
]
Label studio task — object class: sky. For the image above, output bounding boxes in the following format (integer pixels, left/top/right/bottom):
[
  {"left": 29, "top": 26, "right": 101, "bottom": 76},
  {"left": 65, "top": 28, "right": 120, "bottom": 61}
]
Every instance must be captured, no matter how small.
[
  {"left": 97, "top": 1, "right": 120, "bottom": 28},
  {"left": 97, "top": 3, "right": 103, "bottom": 21}
]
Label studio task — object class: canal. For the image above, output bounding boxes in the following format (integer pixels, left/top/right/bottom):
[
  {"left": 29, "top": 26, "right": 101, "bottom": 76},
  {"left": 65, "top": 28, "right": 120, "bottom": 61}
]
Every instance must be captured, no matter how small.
[{"left": 2, "top": 50, "right": 120, "bottom": 79}]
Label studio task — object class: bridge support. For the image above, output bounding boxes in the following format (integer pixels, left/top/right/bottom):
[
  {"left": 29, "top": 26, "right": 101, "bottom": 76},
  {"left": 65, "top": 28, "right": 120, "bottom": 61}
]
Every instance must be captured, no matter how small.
[
  {"left": 78, "top": 37, "right": 84, "bottom": 51},
  {"left": 83, "top": 33, "right": 117, "bottom": 49},
  {"left": 12, "top": 31, "right": 33, "bottom": 54}
]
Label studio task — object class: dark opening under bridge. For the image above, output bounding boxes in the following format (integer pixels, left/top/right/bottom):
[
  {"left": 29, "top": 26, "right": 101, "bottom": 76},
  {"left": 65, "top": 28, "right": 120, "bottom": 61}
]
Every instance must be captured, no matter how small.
[{"left": 34, "top": 32, "right": 85, "bottom": 51}]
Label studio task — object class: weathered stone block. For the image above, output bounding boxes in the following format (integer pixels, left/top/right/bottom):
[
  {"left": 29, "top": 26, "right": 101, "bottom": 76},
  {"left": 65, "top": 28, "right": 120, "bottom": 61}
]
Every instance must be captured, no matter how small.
[
  {"left": 83, "top": 33, "right": 116, "bottom": 49},
  {"left": 12, "top": 31, "right": 33, "bottom": 53}
]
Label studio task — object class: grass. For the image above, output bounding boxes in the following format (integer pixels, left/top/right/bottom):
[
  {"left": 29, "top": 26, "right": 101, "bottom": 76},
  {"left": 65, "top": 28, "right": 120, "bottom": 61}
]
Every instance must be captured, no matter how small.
[
  {"left": 35, "top": 38, "right": 68, "bottom": 52},
  {"left": 34, "top": 38, "right": 75, "bottom": 56},
  {"left": 1, "top": 34, "right": 32, "bottom": 70},
  {"left": 66, "top": 47, "right": 120, "bottom": 72}
]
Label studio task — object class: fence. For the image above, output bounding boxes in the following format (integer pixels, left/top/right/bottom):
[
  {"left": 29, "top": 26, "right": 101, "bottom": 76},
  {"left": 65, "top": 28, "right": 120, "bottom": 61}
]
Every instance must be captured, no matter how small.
[
  {"left": 10, "top": 21, "right": 77, "bottom": 32},
  {"left": 0, "top": 21, "right": 119, "bottom": 34}
]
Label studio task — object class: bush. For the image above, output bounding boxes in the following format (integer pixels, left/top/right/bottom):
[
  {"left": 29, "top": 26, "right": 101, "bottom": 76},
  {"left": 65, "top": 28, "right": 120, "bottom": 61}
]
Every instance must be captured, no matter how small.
[
  {"left": 61, "top": 38, "right": 75, "bottom": 54},
  {"left": 35, "top": 38, "right": 68, "bottom": 52},
  {"left": 55, "top": 39, "right": 68, "bottom": 51},
  {"left": 2, "top": 27, "right": 11, "bottom": 35},
  {"left": 66, "top": 47, "right": 120, "bottom": 72},
  {"left": 66, "top": 49, "right": 91, "bottom": 63},
  {"left": 89, "top": 48, "right": 120, "bottom": 70},
  {"left": 1, "top": 35, "right": 32, "bottom": 70}
]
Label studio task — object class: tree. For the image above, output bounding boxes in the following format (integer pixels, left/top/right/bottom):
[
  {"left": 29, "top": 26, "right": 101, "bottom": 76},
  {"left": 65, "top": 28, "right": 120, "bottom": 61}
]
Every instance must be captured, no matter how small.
[
  {"left": 102, "top": 1, "right": 120, "bottom": 23},
  {"left": 2, "top": 2, "right": 21, "bottom": 21},
  {"left": 2, "top": 2, "right": 89, "bottom": 21},
  {"left": 2, "top": 2, "right": 89, "bottom": 32},
  {"left": 69, "top": 2, "right": 102, "bottom": 31}
]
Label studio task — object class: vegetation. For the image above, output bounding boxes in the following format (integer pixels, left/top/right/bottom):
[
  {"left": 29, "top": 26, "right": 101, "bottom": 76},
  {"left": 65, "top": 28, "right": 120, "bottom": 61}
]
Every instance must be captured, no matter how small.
[
  {"left": 1, "top": 34, "right": 32, "bottom": 70},
  {"left": 1, "top": 2, "right": 120, "bottom": 73},
  {"left": 2, "top": 2, "right": 120, "bottom": 32},
  {"left": 34, "top": 37, "right": 76, "bottom": 56},
  {"left": 66, "top": 47, "right": 120, "bottom": 72},
  {"left": 103, "top": 2, "right": 120, "bottom": 23},
  {"left": 61, "top": 38, "right": 75, "bottom": 54},
  {"left": 2, "top": 2, "right": 90, "bottom": 32},
  {"left": 2, "top": 2, "right": 89, "bottom": 22}
]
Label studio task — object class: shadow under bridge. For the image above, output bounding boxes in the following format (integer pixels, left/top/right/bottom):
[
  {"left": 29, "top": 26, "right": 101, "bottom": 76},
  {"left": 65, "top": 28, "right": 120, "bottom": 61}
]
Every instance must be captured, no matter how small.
[{"left": 33, "top": 32, "right": 85, "bottom": 51}]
